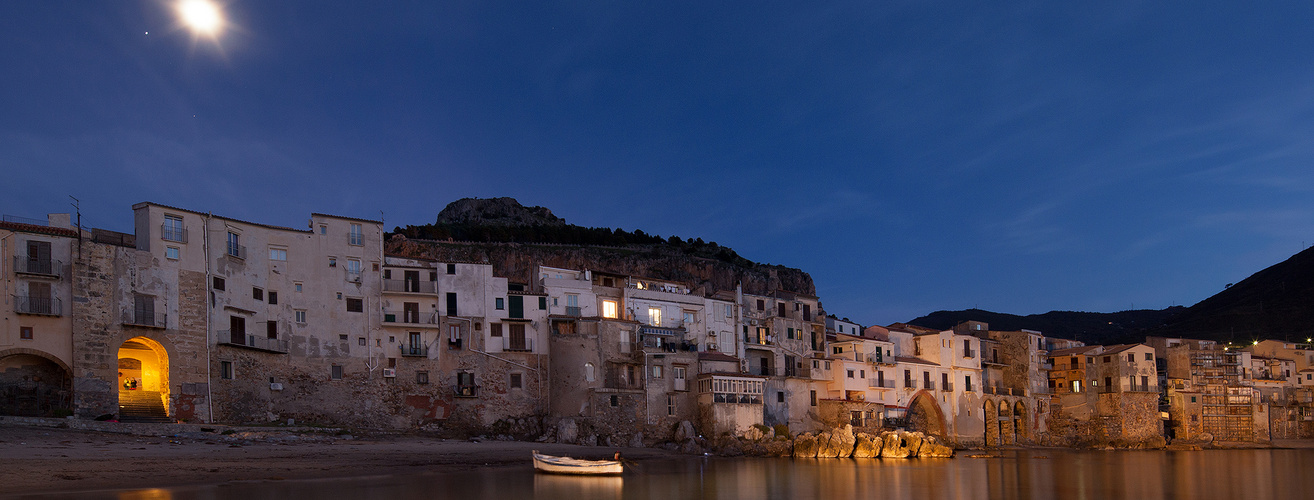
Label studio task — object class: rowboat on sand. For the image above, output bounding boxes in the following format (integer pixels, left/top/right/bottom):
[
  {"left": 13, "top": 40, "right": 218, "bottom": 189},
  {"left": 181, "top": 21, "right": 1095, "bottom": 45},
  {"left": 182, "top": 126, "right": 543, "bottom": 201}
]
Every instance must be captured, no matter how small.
[{"left": 532, "top": 450, "right": 624, "bottom": 475}]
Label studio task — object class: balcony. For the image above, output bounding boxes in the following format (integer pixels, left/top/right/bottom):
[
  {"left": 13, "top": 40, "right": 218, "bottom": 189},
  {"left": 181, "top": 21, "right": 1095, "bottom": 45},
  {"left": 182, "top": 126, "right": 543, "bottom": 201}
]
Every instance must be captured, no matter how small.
[
  {"left": 869, "top": 379, "right": 895, "bottom": 389},
  {"left": 160, "top": 224, "right": 187, "bottom": 243},
  {"left": 226, "top": 243, "right": 246, "bottom": 260},
  {"left": 640, "top": 325, "right": 683, "bottom": 337},
  {"left": 744, "top": 335, "right": 773, "bottom": 347},
  {"left": 983, "top": 385, "right": 1015, "bottom": 396},
  {"left": 13, "top": 295, "right": 61, "bottom": 316},
  {"left": 13, "top": 256, "right": 61, "bottom": 278},
  {"left": 963, "top": 349, "right": 975, "bottom": 358},
  {"left": 399, "top": 344, "right": 429, "bottom": 357},
  {"left": 382, "top": 310, "right": 438, "bottom": 325},
  {"left": 502, "top": 337, "right": 534, "bottom": 352},
  {"left": 217, "top": 331, "right": 289, "bottom": 353},
  {"left": 942, "top": 382, "right": 955, "bottom": 392},
  {"left": 122, "top": 311, "right": 167, "bottom": 328},
  {"left": 640, "top": 336, "right": 697, "bottom": 353},
  {"left": 903, "top": 380, "right": 917, "bottom": 390},
  {"left": 565, "top": 306, "right": 581, "bottom": 317},
  {"left": 382, "top": 279, "right": 436, "bottom": 294}
]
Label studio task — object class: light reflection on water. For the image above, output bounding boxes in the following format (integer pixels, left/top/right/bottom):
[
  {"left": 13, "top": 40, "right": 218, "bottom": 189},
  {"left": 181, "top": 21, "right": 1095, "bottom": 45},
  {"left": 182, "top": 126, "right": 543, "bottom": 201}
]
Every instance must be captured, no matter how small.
[{"left": 23, "top": 449, "right": 1314, "bottom": 500}]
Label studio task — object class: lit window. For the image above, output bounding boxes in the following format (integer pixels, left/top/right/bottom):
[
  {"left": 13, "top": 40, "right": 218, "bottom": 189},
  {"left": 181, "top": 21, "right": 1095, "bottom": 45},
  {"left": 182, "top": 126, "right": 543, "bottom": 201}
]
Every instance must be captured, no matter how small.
[
  {"left": 648, "top": 306, "right": 662, "bottom": 326},
  {"left": 349, "top": 223, "right": 363, "bottom": 245},
  {"left": 166, "top": 246, "right": 179, "bottom": 260},
  {"left": 602, "top": 300, "right": 618, "bottom": 319}
]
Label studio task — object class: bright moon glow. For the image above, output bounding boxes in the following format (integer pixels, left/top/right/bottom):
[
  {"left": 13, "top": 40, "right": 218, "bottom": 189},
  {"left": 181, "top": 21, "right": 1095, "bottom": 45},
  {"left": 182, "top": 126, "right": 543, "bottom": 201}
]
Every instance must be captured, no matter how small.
[{"left": 178, "top": 0, "right": 223, "bottom": 35}]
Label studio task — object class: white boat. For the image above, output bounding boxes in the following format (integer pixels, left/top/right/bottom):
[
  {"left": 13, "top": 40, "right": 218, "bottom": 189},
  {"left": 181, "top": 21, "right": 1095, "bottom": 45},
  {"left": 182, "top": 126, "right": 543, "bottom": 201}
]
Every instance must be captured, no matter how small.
[{"left": 532, "top": 451, "right": 624, "bottom": 475}]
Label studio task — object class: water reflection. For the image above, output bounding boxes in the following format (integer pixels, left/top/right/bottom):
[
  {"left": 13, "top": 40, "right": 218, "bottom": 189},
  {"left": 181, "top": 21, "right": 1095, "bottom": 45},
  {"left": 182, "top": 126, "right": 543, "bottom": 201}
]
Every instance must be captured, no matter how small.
[{"left": 19, "top": 449, "right": 1314, "bottom": 500}]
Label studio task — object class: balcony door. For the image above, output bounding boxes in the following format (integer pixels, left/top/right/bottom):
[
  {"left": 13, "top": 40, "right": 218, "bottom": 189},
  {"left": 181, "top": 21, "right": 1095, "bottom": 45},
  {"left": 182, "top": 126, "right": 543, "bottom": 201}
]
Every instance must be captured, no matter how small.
[
  {"left": 230, "top": 316, "right": 246, "bottom": 344},
  {"left": 27, "top": 240, "right": 51, "bottom": 274},
  {"left": 28, "top": 282, "right": 52, "bottom": 314},
  {"left": 404, "top": 270, "right": 420, "bottom": 293},
  {"left": 508, "top": 323, "right": 526, "bottom": 351},
  {"left": 404, "top": 302, "right": 420, "bottom": 323}
]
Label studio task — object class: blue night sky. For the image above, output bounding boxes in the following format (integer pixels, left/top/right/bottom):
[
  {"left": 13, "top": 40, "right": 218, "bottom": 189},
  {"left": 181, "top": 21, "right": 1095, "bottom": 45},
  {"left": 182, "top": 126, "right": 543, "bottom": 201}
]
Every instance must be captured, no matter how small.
[{"left": 4, "top": 2, "right": 1314, "bottom": 327}]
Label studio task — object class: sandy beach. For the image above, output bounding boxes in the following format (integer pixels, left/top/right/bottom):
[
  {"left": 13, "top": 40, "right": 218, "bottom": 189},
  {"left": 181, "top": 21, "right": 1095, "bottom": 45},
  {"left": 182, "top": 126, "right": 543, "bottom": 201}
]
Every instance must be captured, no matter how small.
[{"left": 0, "top": 423, "right": 674, "bottom": 497}]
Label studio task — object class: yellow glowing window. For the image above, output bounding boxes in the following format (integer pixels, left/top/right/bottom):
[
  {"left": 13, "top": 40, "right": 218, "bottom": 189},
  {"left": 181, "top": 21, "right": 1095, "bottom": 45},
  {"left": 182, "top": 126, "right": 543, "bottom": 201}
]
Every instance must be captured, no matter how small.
[{"left": 602, "top": 300, "right": 618, "bottom": 319}]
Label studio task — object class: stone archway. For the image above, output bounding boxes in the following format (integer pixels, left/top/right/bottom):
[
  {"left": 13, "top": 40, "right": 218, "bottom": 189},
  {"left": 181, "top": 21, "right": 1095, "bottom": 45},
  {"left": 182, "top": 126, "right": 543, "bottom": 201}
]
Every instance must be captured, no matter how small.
[
  {"left": 117, "top": 337, "right": 171, "bottom": 421},
  {"left": 906, "top": 391, "right": 948, "bottom": 438},
  {"left": 0, "top": 349, "right": 72, "bottom": 416},
  {"left": 999, "top": 400, "right": 1015, "bottom": 445},
  {"left": 1013, "top": 401, "right": 1029, "bottom": 442},
  {"left": 983, "top": 399, "right": 999, "bottom": 446}
]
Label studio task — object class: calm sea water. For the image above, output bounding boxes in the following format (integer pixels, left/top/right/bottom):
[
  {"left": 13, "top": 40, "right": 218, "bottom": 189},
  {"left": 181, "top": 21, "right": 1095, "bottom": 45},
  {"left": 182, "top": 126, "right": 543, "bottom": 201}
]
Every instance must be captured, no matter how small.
[{"left": 19, "top": 449, "right": 1314, "bottom": 500}]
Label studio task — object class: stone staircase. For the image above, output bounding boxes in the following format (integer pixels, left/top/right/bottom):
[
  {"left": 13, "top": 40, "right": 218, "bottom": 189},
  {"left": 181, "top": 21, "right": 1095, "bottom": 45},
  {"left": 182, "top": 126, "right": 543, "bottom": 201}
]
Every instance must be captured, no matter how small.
[{"left": 118, "top": 390, "right": 173, "bottom": 423}]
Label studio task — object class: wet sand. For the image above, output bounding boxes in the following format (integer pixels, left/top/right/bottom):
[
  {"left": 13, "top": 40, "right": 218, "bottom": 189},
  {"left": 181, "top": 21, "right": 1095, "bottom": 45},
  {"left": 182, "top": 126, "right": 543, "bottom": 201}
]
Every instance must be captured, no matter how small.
[{"left": 0, "top": 425, "right": 674, "bottom": 497}]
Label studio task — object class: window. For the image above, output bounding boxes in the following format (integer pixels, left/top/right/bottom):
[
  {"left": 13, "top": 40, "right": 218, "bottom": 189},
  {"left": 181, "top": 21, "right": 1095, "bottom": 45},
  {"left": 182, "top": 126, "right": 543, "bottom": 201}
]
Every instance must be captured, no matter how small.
[
  {"left": 567, "top": 294, "right": 578, "bottom": 308},
  {"left": 1145, "top": 352, "right": 1153, "bottom": 361},
  {"left": 19, "top": 327, "right": 32, "bottom": 340},
  {"left": 510, "top": 373, "right": 523, "bottom": 389},
  {"left": 253, "top": 287, "right": 264, "bottom": 301},
  {"left": 446, "top": 293, "right": 457, "bottom": 316},
  {"left": 778, "top": 302, "right": 787, "bottom": 317},
  {"left": 539, "top": 296, "right": 547, "bottom": 310},
  {"left": 648, "top": 306, "right": 662, "bottom": 326},
  {"left": 491, "top": 323, "right": 502, "bottom": 337},
  {"left": 163, "top": 215, "right": 185, "bottom": 242},
  {"left": 652, "top": 365, "right": 664, "bottom": 379},
  {"left": 965, "top": 375, "right": 973, "bottom": 392},
  {"left": 329, "top": 257, "right": 337, "bottom": 267},
  {"left": 1103, "top": 356, "right": 1111, "bottom": 363},
  {"left": 1072, "top": 380, "right": 1081, "bottom": 392},
  {"left": 295, "top": 310, "right": 306, "bottom": 323},
  {"left": 778, "top": 391, "right": 785, "bottom": 403},
  {"left": 346, "top": 298, "right": 363, "bottom": 312},
  {"left": 585, "top": 362, "right": 595, "bottom": 382},
  {"left": 446, "top": 263, "right": 456, "bottom": 275},
  {"left": 331, "top": 365, "right": 343, "bottom": 380},
  {"left": 358, "top": 337, "right": 366, "bottom": 346},
  {"left": 295, "top": 282, "right": 303, "bottom": 293},
  {"left": 349, "top": 223, "right": 363, "bottom": 245},
  {"left": 1127, "top": 353, "right": 1135, "bottom": 363},
  {"left": 226, "top": 232, "right": 242, "bottom": 258},
  {"left": 339, "top": 334, "right": 348, "bottom": 341},
  {"left": 213, "top": 277, "right": 226, "bottom": 291},
  {"left": 270, "top": 248, "right": 287, "bottom": 261},
  {"left": 347, "top": 259, "right": 362, "bottom": 281},
  {"left": 725, "top": 304, "right": 733, "bottom": 318},
  {"left": 602, "top": 300, "right": 618, "bottom": 319},
  {"left": 220, "top": 361, "right": 233, "bottom": 379},
  {"left": 757, "top": 299, "right": 764, "bottom": 311},
  {"left": 788, "top": 327, "right": 795, "bottom": 340},
  {"left": 610, "top": 395, "right": 619, "bottom": 407},
  {"left": 268, "top": 291, "right": 278, "bottom": 305},
  {"left": 417, "top": 371, "right": 429, "bottom": 384},
  {"left": 810, "top": 390, "right": 817, "bottom": 406},
  {"left": 847, "top": 369, "right": 854, "bottom": 379},
  {"left": 166, "top": 246, "right": 179, "bottom": 260},
  {"left": 319, "top": 225, "right": 327, "bottom": 235},
  {"left": 1191, "top": 396, "right": 1197, "bottom": 403},
  {"left": 683, "top": 311, "right": 694, "bottom": 325},
  {"left": 495, "top": 298, "right": 504, "bottom": 310}
]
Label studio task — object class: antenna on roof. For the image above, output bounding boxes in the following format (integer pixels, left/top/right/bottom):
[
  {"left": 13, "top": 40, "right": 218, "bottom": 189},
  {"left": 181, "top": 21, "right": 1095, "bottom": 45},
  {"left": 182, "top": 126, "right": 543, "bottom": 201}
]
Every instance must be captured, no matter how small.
[{"left": 69, "top": 195, "right": 81, "bottom": 257}]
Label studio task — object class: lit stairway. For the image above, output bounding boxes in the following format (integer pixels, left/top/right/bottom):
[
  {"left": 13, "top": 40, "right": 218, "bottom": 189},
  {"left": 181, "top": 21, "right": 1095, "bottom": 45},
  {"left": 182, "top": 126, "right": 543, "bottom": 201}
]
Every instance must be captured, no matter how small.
[{"left": 118, "top": 390, "right": 173, "bottom": 423}]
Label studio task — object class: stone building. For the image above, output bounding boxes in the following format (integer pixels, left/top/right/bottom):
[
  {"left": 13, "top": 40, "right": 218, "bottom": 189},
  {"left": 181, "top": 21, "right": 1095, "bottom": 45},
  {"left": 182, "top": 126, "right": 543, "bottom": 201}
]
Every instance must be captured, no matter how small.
[
  {"left": 741, "top": 291, "right": 829, "bottom": 432},
  {"left": 1, "top": 215, "right": 79, "bottom": 417},
  {"left": 1150, "top": 337, "right": 1266, "bottom": 442}
]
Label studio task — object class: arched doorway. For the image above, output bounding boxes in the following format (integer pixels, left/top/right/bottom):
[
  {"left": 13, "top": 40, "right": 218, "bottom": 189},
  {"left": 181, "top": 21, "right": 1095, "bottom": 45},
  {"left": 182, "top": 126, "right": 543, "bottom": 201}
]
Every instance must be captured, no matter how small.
[
  {"left": 999, "top": 401, "right": 1014, "bottom": 445},
  {"left": 0, "top": 350, "right": 71, "bottom": 416},
  {"left": 117, "top": 337, "right": 171, "bottom": 422},
  {"left": 906, "top": 391, "right": 947, "bottom": 438},
  {"left": 983, "top": 399, "right": 999, "bottom": 446},
  {"left": 1013, "top": 401, "right": 1028, "bottom": 442}
]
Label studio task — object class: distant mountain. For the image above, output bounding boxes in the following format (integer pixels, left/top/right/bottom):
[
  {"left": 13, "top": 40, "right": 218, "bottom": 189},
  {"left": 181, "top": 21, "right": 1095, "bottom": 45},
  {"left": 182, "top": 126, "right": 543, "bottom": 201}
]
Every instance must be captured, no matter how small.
[
  {"left": 909, "top": 246, "right": 1314, "bottom": 346},
  {"left": 1149, "top": 246, "right": 1314, "bottom": 343},
  {"left": 387, "top": 197, "right": 815, "bottom": 296},
  {"left": 908, "top": 308, "right": 1182, "bottom": 345}
]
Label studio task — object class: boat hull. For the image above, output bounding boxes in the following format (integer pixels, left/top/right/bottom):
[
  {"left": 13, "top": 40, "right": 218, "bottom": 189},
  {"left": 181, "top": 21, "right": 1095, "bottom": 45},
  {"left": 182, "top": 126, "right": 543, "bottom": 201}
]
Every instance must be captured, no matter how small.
[{"left": 532, "top": 452, "right": 623, "bottom": 475}]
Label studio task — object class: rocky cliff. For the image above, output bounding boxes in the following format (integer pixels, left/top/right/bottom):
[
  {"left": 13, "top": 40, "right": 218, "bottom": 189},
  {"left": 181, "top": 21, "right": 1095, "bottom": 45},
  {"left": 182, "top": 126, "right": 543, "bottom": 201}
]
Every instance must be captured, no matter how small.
[{"left": 387, "top": 198, "right": 815, "bottom": 296}]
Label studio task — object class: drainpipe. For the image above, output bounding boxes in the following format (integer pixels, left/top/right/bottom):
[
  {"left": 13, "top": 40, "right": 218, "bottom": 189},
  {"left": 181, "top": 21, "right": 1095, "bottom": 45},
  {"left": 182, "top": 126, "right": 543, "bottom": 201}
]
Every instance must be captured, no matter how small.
[{"left": 203, "top": 212, "right": 214, "bottom": 424}]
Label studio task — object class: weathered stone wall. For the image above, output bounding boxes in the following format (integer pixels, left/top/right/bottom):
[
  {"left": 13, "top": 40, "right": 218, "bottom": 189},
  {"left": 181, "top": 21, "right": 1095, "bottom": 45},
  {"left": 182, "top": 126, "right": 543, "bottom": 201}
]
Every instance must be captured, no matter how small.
[{"left": 0, "top": 353, "right": 70, "bottom": 416}]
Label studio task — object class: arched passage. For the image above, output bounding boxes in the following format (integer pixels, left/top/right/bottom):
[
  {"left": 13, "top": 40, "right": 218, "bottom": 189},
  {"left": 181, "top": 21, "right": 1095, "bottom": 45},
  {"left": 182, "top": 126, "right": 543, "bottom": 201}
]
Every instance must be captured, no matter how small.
[
  {"left": 117, "top": 337, "right": 170, "bottom": 421},
  {"left": 0, "top": 349, "right": 71, "bottom": 416},
  {"left": 999, "top": 400, "right": 1015, "bottom": 445},
  {"left": 906, "top": 391, "right": 948, "bottom": 438},
  {"left": 983, "top": 399, "right": 999, "bottom": 446},
  {"left": 1013, "top": 401, "right": 1029, "bottom": 442}
]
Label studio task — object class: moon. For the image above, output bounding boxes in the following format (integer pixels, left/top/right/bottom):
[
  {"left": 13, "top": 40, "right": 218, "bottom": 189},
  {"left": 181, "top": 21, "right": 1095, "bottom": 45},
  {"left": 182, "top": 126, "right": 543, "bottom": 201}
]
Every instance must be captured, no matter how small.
[{"left": 178, "top": 0, "right": 223, "bottom": 35}]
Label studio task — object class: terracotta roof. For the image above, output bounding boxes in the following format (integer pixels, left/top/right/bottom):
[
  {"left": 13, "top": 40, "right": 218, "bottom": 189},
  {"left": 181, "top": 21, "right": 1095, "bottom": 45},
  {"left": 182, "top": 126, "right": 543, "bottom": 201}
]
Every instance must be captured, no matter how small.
[
  {"left": 312, "top": 212, "right": 382, "bottom": 224},
  {"left": 0, "top": 221, "right": 78, "bottom": 238},
  {"left": 136, "top": 202, "right": 311, "bottom": 233},
  {"left": 1099, "top": 344, "right": 1148, "bottom": 355},
  {"left": 1050, "top": 346, "right": 1101, "bottom": 357}
]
